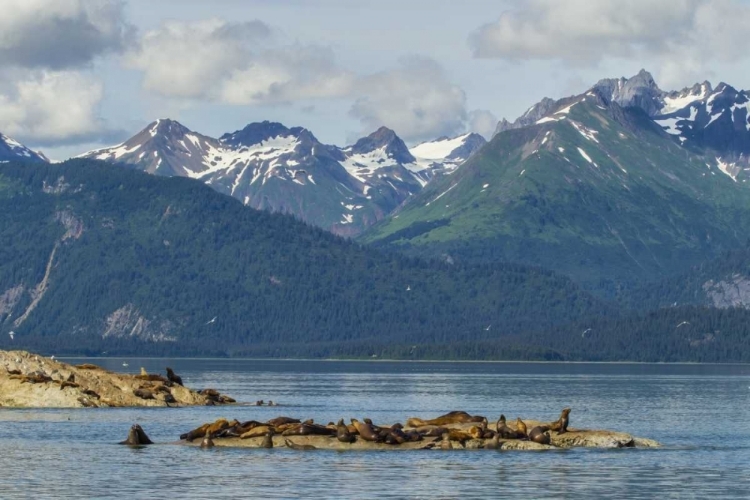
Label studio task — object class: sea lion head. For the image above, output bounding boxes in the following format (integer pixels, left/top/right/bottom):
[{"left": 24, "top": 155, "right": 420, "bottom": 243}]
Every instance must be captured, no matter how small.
[
  {"left": 363, "top": 418, "right": 373, "bottom": 425},
  {"left": 499, "top": 414, "right": 506, "bottom": 424},
  {"left": 561, "top": 408, "right": 571, "bottom": 417}
]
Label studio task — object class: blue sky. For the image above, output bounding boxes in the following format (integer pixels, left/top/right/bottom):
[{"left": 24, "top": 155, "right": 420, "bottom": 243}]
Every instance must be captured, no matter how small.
[{"left": 2, "top": 0, "right": 749, "bottom": 160}]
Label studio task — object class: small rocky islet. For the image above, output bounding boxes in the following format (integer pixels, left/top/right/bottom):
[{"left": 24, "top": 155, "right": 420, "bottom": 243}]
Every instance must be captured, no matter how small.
[
  {"left": 165, "top": 410, "right": 660, "bottom": 451},
  {"left": 0, "top": 350, "right": 234, "bottom": 407}
]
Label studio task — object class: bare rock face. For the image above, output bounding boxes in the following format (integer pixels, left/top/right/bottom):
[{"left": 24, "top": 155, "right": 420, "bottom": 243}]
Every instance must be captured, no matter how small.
[
  {"left": 703, "top": 274, "right": 750, "bottom": 308},
  {"left": 0, "top": 350, "right": 234, "bottom": 408}
]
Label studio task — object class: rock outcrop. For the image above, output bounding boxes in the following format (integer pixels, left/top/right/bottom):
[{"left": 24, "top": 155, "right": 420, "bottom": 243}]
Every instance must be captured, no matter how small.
[{"left": 0, "top": 350, "right": 234, "bottom": 408}]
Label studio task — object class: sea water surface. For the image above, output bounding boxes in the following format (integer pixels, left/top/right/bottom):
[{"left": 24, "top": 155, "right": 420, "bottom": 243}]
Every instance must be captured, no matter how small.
[{"left": 0, "top": 360, "right": 748, "bottom": 499}]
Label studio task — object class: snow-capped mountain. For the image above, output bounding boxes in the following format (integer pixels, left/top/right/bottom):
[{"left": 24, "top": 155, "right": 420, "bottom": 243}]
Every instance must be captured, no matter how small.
[
  {"left": 80, "top": 120, "right": 481, "bottom": 235},
  {"left": 0, "top": 133, "right": 47, "bottom": 163},
  {"left": 409, "top": 133, "right": 486, "bottom": 177}
]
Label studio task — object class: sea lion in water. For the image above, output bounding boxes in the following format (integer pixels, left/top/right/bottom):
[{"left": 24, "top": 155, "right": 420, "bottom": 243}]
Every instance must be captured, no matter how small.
[
  {"left": 166, "top": 367, "right": 183, "bottom": 386},
  {"left": 485, "top": 435, "right": 501, "bottom": 450},
  {"left": 550, "top": 408, "right": 571, "bottom": 434},
  {"left": 261, "top": 431, "right": 274, "bottom": 449},
  {"left": 336, "top": 419, "right": 356, "bottom": 443},
  {"left": 119, "top": 424, "right": 153, "bottom": 445},
  {"left": 284, "top": 439, "right": 316, "bottom": 451},
  {"left": 528, "top": 426, "right": 551, "bottom": 445},
  {"left": 200, "top": 431, "right": 214, "bottom": 449}
]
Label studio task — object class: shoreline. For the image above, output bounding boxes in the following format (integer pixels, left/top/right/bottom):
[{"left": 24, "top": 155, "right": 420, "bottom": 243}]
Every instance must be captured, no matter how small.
[{"left": 56, "top": 356, "right": 750, "bottom": 366}]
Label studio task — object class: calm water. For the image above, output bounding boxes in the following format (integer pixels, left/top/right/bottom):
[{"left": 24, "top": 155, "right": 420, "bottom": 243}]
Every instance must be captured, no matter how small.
[{"left": 1, "top": 360, "right": 749, "bottom": 499}]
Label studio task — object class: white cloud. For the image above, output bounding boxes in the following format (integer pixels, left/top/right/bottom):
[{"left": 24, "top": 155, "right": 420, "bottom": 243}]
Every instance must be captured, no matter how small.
[
  {"left": 0, "top": 70, "right": 109, "bottom": 144},
  {"left": 467, "top": 109, "right": 497, "bottom": 140},
  {"left": 468, "top": 0, "right": 750, "bottom": 86},
  {"left": 350, "top": 57, "right": 468, "bottom": 143},
  {"left": 126, "top": 19, "right": 354, "bottom": 104},
  {"left": 0, "top": 0, "right": 133, "bottom": 69}
]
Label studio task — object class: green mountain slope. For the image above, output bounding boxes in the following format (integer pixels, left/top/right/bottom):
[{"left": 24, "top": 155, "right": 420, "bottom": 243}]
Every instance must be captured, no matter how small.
[
  {"left": 363, "top": 91, "right": 750, "bottom": 292},
  {"left": 0, "top": 159, "right": 607, "bottom": 356}
]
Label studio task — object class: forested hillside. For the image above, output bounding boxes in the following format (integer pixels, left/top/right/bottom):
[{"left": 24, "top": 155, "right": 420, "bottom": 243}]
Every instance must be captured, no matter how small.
[{"left": 0, "top": 160, "right": 606, "bottom": 356}]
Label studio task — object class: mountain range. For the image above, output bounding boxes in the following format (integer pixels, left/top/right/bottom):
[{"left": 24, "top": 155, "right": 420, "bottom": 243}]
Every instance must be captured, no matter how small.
[
  {"left": 76, "top": 120, "right": 485, "bottom": 236},
  {"left": 365, "top": 70, "right": 750, "bottom": 292}
]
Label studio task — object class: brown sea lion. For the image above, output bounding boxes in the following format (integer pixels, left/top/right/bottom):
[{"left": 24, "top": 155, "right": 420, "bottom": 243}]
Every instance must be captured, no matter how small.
[
  {"left": 550, "top": 408, "right": 571, "bottom": 434},
  {"left": 76, "top": 364, "right": 102, "bottom": 370},
  {"left": 412, "top": 411, "right": 488, "bottom": 427},
  {"left": 135, "top": 374, "right": 168, "bottom": 383},
  {"left": 59, "top": 380, "right": 79, "bottom": 390},
  {"left": 284, "top": 438, "right": 316, "bottom": 450},
  {"left": 440, "top": 433, "right": 453, "bottom": 450},
  {"left": 261, "top": 431, "right": 274, "bottom": 449},
  {"left": 66, "top": 373, "right": 75, "bottom": 383},
  {"left": 6, "top": 368, "right": 21, "bottom": 375},
  {"left": 336, "top": 419, "right": 356, "bottom": 443},
  {"left": 82, "top": 389, "right": 100, "bottom": 399},
  {"left": 495, "top": 415, "right": 518, "bottom": 439},
  {"left": 200, "top": 431, "right": 215, "bottom": 449},
  {"left": 351, "top": 418, "right": 381, "bottom": 442},
  {"left": 485, "top": 434, "right": 501, "bottom": 450},
  {"left": 241, "top": 425, "right": 272, "bottom": 439},
  {"left": 417, "top": 425, "right": 449, "bottom": 437},
  {"left": 528, "top": 425, "right": 551, "bottom": 445},
  {"left": 515, "top": 418, "right": 528, "bottom": 438},
  {"left": 267, "top": 417, "right": 300, "bottom": 427},
  {"left": 119, "top": 424, "right": 153, "bottom": 445},
  {"left": 181, "top": 424, "right": 209, "bottom": 441},
  {"left": 165, "top": 367, "right": 183, "bottom": 386},
  {"left": 133, "top": 388, "right": 154, "bottom": 400}
]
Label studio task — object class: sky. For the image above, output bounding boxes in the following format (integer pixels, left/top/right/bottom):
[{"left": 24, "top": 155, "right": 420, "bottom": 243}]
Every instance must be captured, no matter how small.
[{"left": 2, "top": 0, "right": 750, "bottom": 160}]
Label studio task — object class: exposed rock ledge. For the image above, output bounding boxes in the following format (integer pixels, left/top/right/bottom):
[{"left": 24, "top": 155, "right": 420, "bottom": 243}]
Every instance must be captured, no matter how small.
[{"left": 0, "top": 350, "right": 234, "bottom": 408}]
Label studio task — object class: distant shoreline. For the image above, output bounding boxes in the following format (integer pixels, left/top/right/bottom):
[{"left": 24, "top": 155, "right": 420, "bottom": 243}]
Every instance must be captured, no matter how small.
[{"left": 55, "top": 356, "right": 750, "bottom": 366}]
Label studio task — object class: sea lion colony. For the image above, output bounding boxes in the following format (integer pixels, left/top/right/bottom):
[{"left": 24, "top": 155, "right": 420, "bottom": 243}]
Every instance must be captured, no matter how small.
[{"left": 153, "top": 408, "right": 578, "bottom": 450}]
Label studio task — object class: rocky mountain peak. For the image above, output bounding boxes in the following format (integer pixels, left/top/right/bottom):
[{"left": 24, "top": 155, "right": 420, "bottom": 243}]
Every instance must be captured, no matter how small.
[
  {"left": 0, "top": 132, "right": 48, "bottom": 163},
  {"left": 219, "top": 121, "right": 315, "bottom": 148},
  {"left": 350, "top": 126, "right": 415, "bottom": 163}
]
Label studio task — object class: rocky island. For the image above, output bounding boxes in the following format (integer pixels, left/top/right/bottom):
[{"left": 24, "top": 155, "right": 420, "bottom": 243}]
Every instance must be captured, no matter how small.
[
  {"left": 0, "top": 350, "right": 234, "bottom": 408},
  {"left": 171, "top": 410, "right": 660, "bottom": 451}
]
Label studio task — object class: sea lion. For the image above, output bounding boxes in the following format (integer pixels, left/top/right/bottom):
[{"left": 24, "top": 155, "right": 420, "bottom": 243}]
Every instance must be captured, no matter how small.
[
  {"left": 440, "top": 433, "right": 453, "bottom": 450},
  {"left": 351, "top": 418, "right": 381, "bottom": 442},
  {"left": 495, "top": 415, "right": 518, "bottom": 439},
  {"left": 268, "top": 400, "right": 277, "bottom": 406},
  {"left": 267, "top": 417, "right": 300, "bottom": 427},
  {"left": 255, "top": 400, "right": 264, "bottom": 406},
  {"left": 166, "top": 367, "right": 183, "bottom": 386},
  {"left": 119, "top": 424, "right": 153, "bottom": 445},
  {"left": 200, "top": 431, "right": 214, "bottom": 449},
  {"left": 81, "top": 389, "right": 100, "bottom": 399},
  {"left": 485, "top": 435, "right": 501, "bottom": 450},
  {"left": 241, "top": 426, "right": 272, "bottom": 439},
  {"left": 77, "top": 396, "right": 97, "bottom": 407},
  {"left": 59, "top": 380, "right": 79, "bottom": 390},
  {"left": 515, "top": 418, "right": 528, "bottom": 438},
  {"left": 550, "top": 408, "right": 571, "bottom": 434},
  {"left": 261, "top": 431, "right": 274, "bottom": 449},
  {"left": 284, "top": 439, "right": 316, "bottom": 451},
  {"left": 76, "top": 364, "right": 102, "bottom": 370},
  {"left": 66, "top": 373, "right": 75, "bottom": 383},
  {"left": 336, "top": 419, "right": 356, "bottom": 443},
  {"left": 181, "top": 424, "right": 210, "bottom": 442},
  {"left": 6, "top": 368, "right": 21, "bottom": 375},
  {"left": 420, "top": 411, "right": 488, "bottom": 427},
  {"left": 133, "top": 388, "right": 154, "bottom": 400},
  {"left": 528, "top": 426, "right": 551, "bottom": 445},
  {"left": 417, "top": 426, "right": 449, "bottom": 437}
]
